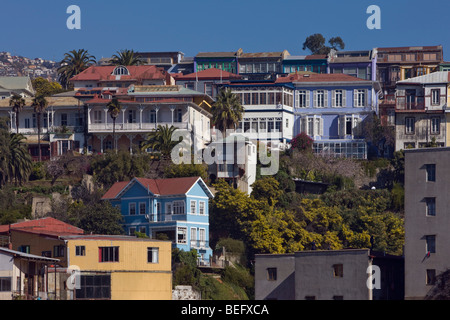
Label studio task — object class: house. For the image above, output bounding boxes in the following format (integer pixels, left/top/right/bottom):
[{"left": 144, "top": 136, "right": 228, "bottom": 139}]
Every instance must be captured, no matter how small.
[
  {"left": 0, "top": 217, "right": 172, "bottom": 300},
  {"left": 69, "top": 65, "right": 175, "bottom": 90},
  {"left": 403, "top": 147, "right": 450, "bottom": 299},
  {"left": 375, "top": 46, "right": 443, "bottom": 126},
  {"left": 194, "top": 49, "right": 243, "bottom": 74},
  {"left": 174, "top": 68, "right": 242, "bottom": 99},
  {"left": 221, "top": 80, "right": 295, "bottom": 145},
  {"left": 276, "top": 72, "right": 382, "bottom": 159},
  {"left": 0, "top": 247, "right": 59, "bottom": 300},
  {"left": 207, "top": 134, "right": 257, "bottom": 195},
  {"left": 77, "top": 84, "right": 214, "bottom": 153},
  {"left": 238, "top": 51, "right": 290, "bottom": 81},
  {"left": 394, "top": 71, "right": 449, "bottom": 151},
  {"left": 102, "top": 176, "right": 214, "bottom": 266},
  {"left": 255, "top": 249, "right": 404, "bottom": 300},
  {"left": 282, "top": 54, "right": 330, "bottom": 75},
  {"left": 329, "top": 50, "right": 377, "bottom": 81},
  {"left": 0, "top": 76, "right": 35, "bottom": 100},
  {"left": 135, "top": 51, "right": 185, "bottom": 71}
]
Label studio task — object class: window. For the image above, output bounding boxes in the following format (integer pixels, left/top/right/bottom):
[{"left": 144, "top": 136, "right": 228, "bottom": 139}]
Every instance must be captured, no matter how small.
[
  {"left": 267, "top": 268, "right": 277, "bottom": 281},
  {"left": 113, "top": 66, "right": 130, "bottom": 75},
  {"left": 25, "top": 118, "right": 30, "bottom": 129},
  {"left": 173, "top": 201, "right": 185, "bottom": 214},
  {"left": 426, "top": 164, "right": 436, "bottom": 182},
  {"left": 297, "top": 90, "right": 308, "bottom": 108},
  {"left": 139, "top": 202, "right": 146, "bottom": 215},
  {"left": 129, "top": 203, "right": 136, "bottom": 215},
  {"left": 431, "top": 89, "right": 440, "bottom": 105},
  {"left": 333, "top": 264, "right": 344, "bottom": 277},
  {"left": 431, "top": 118, "right": 440, "bottom": 134},
  {"left": 177, "top": 227, "right": 187, "bottom": 244},
  {"left": 0, "top": 277, "right": 11, "bottom": 292},
  {"left": 199, "top": 201, "right": 205, "bottom": 215},
  {"left": 129, "top": 227, "right": 136, "bottom": 236},
  {"left": 76, "top": 246, "right": 86, "bottom": 256},
  {"left": 147, "top": 247, "right": 159, "bottom": 263},
  {"left": 426, "top": 235, "right": 436, "bottom": 254},
  {"left": 93, "top": 110, "right": 102, "bottom": 124},
  {"left": 18, "top": 245, "right": 30, "bottom": 253},
  {"left": 355, "top": 89, "right": 366, "bottom": 107},
  {"left": 314, "top": 90, "right": 326, "bottom": 108},
  {"left": 99, "top": 246, "right": 119, "bottom": 262},
  {"left": 405, "top": 117, "right": 415, "bottom": 134},
  {"left": 61, "top": 113, "right": 68, "bottom": 126},
  {"left": 426, "top": 198, "right": 436, "bottom": 216},
  {"left": 76, "top": 275, "right": 111, "bottom": 300},
  {"left": 54, "top": 245, "right": 65, "bottom": 257},
  {"left": 190, "top": 200, "right": 196, "bottom": 214},
  {"left": 166, "top": 203, "right": 172, "bottom": 214},
  {"left": 199, "top": 229, "right": 206, "bottom": 247},
  {"left": 426, "top": 269, "right": 436, "bottom": 285},
  {"left": 346, "top": 117, "right": 353, "bottom": 135},
  {"left": 333, "top": 90, "right": 344, "bottom": 107}
]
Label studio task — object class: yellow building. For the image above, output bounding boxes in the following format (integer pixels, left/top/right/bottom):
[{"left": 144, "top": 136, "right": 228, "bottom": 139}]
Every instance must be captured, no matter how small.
[{"left": 0, "top": 218, "right": 172, "bottom": 300}]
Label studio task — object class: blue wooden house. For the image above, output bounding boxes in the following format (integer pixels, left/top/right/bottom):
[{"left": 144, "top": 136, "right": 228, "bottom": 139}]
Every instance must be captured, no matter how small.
[
  {"left": 276, "top": 73, "right": 382, "bottom": 159},
  {"left": 102, "top": 176, "right": 214, "bottom": 265}
]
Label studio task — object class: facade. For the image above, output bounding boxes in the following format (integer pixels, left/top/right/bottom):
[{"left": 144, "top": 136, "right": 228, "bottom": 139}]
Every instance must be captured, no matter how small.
[
  {"left": 207, "top": 134, "right": 257, "bottom": 195},
  {"left": 276, "top": 73, "right": 381, "bottom": 159},
  {"left": 394, "top": 72, "right": 449, "bottom": 151},
  {"left": 0, "top": 217, "right": 172, "bottom": 300},
  {"left": 174, "top": 68, "right": 242, "bottom": 99},
  {"left": 238, "top": 51, "right": 290, "bottom": 81},
  {"left": 0, "top": 247, "right": 59, "bottom": 300},
  {"left": 136, "top": 51, "right": 185, "bottom": 71},
  {"left": 194, "top": 49, "right": 243, "bottom": 74},
  {"left": 376, "top": 46, "right": 443, "bottom": 126},
  {"left": 102, "top": 176, "right": 214, "bottom": 266},
  {"left": 222, "top": 81, "right": 295, "bottom": 144},
  {"left": 255, "top": 249, "right": 404, "bottom": 300},
  {"left": 81, "top": 84, "right": 214, "bottom": 153},
  {"left": 282, "top": 55, "right": 329, "bottom": 75},
  {"left": 329, "top": 50, "right": 377, "bottom": 81},
  {"left": 0, "top": 76, "right": 35, "bottom": 99},
  {"left": 404, "top": 147, "right": 450, "bottom": 299}
]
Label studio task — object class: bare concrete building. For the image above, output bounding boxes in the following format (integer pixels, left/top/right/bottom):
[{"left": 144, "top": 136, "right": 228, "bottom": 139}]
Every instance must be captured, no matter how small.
[{"left": 404, "top": 147, "right": 450, "bottom": 299}]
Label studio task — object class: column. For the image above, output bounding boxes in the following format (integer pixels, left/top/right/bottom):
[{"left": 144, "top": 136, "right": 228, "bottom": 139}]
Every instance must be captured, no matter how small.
[
  {"left": 100, "top": 135, "right": 104, "bottom": 153},
  {"left": 103, "top": 108, "right": 108, "bottom": 130},
  {"left": 139, "top": 105, "right": 144, "bottom": 130},
  {"left": 154, "top": 106, "right": 160, "bottom": 129},
  {"left": 170, "top": 106, "right": 175, "bottom": 125}
]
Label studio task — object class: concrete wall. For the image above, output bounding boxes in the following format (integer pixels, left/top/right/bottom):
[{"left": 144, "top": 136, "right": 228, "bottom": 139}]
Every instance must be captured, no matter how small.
[{"left": 404, "top": 148, "right": 450, "bottom": 299}]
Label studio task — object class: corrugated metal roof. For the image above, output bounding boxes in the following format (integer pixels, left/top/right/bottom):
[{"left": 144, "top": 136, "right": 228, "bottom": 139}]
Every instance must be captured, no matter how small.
[
  {"left": 0, "top": 247, "right": 59, "bottom": 262},
  {"left": 397, "top": 71, "right": 450, "bottom": 84}
]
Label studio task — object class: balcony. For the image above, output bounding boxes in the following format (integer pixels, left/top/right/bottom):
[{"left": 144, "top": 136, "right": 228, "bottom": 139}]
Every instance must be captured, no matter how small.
[
  {"left": 190, "top": 240, "right": 209, "bottom": 250},
  {"left": 88, "top": 122, "right": 190, "bottom": 133},
  {"left": 396, "top": 97, "right": 425, "bottom": 112}
]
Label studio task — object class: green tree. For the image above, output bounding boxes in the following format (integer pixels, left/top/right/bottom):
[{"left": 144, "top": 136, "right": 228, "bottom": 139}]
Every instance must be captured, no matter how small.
[
  {"left": 250, "top": 176, "right": 283, "bottom": 207},
  {"left": 31, "top": 95, "right": 48, "bottom": 162},
  {"left": 9, "top": 93, "right": 26, "bottom": 134},
  {"left": 164, "top": 162, "right": 208, "bottom": 181},
  {"left": 107, "top": 98, "right": 122, "bottom": 151},
  {"left": 141, "top": 124, "right": 178, "bottom": 159},
  {"left": 32, "top": 77, "right": 64, "bottom": 97},
  {"left": 302, "top": 33, "right": 345, "bottom": 55},
  {"left": 212, "top": 88, "right": 244, "bottom": 135},
  {"left": 111, "top": 49, "right": 142, "bottom": 66},
  {"left": 7, "top": 133, "right": 33, "bottom": 186},
  {"left": 75, "top": 201, "right": 124, "bottom": 235},
  {"left": 57, "top": 49, "right": 96, "bottom": 89}
]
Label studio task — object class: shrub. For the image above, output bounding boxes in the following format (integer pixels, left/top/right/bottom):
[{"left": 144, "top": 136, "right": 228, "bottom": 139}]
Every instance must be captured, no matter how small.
[{"left": 290, "top": 132, "right": 313, "bottom": 152}]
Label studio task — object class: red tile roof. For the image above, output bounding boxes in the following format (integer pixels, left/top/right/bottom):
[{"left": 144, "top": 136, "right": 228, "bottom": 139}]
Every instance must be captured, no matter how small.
[
  {"left": 175, "top": 68, "right": 242, "bottom": 81},
  {"left": 276, "top": 73, "right": 371, "bottom": 83},
  {"left": 102, "top": 176, "right": 203, "bottom": 199},
  {"left": 70, "top": 65, "right": 168, "bottom": 82},
  {"left": 0, "top": 217, "right": 84, "bottom": 237}
]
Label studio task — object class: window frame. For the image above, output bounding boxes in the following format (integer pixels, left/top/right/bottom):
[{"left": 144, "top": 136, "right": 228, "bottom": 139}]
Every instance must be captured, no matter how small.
[
  {"left": 98, "top": 246, "right": 120, "bottom": 263},
  {"left": 147, "top": 247, "right": 159, "bottom": 264},
  {"left": 129, "top": 202, "right": 136, "bottom": 215}
]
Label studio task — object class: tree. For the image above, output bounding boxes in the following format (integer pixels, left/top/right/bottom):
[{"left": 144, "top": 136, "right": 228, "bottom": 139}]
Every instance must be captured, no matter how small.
[
  {"left": 302, "top": 33, "right": 345, "bottom": 55},
  {"left": 32, "top": 77, "right": 64, "bottom": 97},
  {"left": 31, "top": 95, "right": 48, "bottom": 162},
  {"left": 76, "top": 201, "right": 124, "bottom": 235},
  {"left": 111, "top": 49, "right": 142, "bottom": 66},
  {"left": 290, "top": 132, "right": 313, "bottom": 152},
  {"left": 57, "top": 49, "right": 96, "bottom": 89},
  {"left": 107, "top": 98, "right": 122, "bottom": 151},
  {"left": 141, "top": 124, "right": 178, "bottom": 159},
  {"left": 212, "top": 88, "right": 244, "bottom": 135},
  {"left": 164, "top": 162, "right": 208, "bottom": 181},
  {"left": 7, "top": 133, "right": 33, "bottom": 186},
  {"left": 250, "top": 177, "right": 283, "bottom": 207},
  {"left": 9, "top": 93, "right": 26, "bottom": 134},
  {"left": 362, "top": 113, "right": 395, "bottom": 158}
]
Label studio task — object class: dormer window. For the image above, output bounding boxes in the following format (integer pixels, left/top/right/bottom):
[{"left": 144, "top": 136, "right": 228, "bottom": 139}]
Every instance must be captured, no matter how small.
[{"left": 113, "top": 66, "right": 130, "bottom": 76}]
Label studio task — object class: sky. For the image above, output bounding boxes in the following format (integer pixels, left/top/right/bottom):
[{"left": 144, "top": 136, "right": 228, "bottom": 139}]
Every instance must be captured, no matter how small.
[{"left": 2, "top": 0, "right": 450, "bottom": 62}]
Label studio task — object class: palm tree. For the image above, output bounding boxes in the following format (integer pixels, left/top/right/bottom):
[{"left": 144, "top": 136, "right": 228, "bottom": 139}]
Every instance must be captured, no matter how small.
[
  {"left": 141, "top": 125, "right": 178, "bottom": 159},
  {"left": 211, "top": 88, "right": 244, "bottom": 136},
  {"left": 57, "top": 49, "right": 96, "bottom": 89},
  {"left": 111, "top": 49, "right": 143, "bottom": 66},
  {"left": 9, "top": 93, "right": 26, "bottom": 133},
  {"left": 8, "top": 133, "right": 32, "bottom": 186},
  {"left": 107, "top": 98, "right": 122, "bottom": 151},
  {"left": 31, "top": 95, "right": 48, "bottom": 162}
]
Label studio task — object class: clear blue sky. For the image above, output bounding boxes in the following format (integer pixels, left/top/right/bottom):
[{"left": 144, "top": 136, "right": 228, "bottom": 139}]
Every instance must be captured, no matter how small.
[{"left": 2, "top": 0, "right": 450, "bottom": 62}]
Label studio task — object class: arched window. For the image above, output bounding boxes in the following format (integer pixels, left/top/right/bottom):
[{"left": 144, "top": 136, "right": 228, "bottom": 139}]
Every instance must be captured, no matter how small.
[{"left": 113, "top": 66, "right": 130, "bottom": 76}]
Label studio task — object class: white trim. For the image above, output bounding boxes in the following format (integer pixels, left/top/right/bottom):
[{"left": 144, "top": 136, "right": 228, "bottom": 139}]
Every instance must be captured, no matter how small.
[
  {"left": 128, "top": 202, "right": 136, "bottom": 215},
  {"left": 138, "top": 202, "right": 146, "bottom": 215},
  {"left": 199, "top": 201, "right": 206, "bottom": 215},
  {"left": 190, "top": 200, "right": 197, "bottom": 215}
]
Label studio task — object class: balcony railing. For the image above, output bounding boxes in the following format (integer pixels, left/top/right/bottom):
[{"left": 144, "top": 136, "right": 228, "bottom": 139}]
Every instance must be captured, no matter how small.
[
  {"left": 190, "top": 240, "right": 209, "bottom": 249},
  {"left": 396, "top": 97, "right": 425, "bottom": 111},
  {"left": 88, "top": 122, "right": 190, "bottom": 132}
]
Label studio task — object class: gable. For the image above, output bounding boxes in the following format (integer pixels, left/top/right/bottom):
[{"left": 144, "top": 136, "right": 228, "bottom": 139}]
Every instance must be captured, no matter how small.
[
  {"left": 186, "top": 179, "right": 214, "bottom": 199},
  {"left": 120, "top": 180, "right": 154, "bottom": 198}
]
